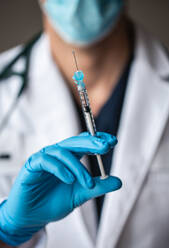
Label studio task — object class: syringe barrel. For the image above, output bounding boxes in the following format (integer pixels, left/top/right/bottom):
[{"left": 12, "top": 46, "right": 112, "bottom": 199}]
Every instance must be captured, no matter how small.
[
  {"left": 78, "top": 88, "right": 107, "bottom": 179},
  {"left": 78, "top": 88, "right": 96, "bottom": 136}
]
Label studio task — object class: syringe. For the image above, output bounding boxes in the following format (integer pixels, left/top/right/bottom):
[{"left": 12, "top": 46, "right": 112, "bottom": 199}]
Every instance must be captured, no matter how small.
[{"left": 72, "top": 51, "right": 108, "bottom": 179}]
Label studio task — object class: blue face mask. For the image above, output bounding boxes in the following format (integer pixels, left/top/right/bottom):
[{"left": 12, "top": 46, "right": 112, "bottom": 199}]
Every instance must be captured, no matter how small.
[{"left": 42, "top": 0, "right": 124, "bottom": 47}]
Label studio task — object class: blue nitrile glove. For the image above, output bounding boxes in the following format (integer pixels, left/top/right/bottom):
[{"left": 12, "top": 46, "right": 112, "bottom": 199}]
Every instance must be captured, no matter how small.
[{"left": 0, "top": 132, "right": 122, "bottom": 246}]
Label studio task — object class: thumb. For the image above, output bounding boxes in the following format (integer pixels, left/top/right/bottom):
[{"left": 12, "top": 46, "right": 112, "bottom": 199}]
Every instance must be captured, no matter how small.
[{"left": 73, "top": 176, "right": 122, "bottom": 208}]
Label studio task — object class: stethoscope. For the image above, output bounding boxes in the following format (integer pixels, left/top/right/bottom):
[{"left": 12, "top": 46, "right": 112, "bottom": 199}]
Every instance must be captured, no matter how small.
[
  {"left": 0, "top": 33, "right": 41, "bottom": 133},
  {"left": 0, "top": 33, "right": 41, "bottom": 159}
]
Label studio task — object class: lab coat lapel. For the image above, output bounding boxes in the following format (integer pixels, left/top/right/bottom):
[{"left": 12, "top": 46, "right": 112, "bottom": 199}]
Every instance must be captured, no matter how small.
[
  {"left": 29, "top": 34, "right": 98, "bottom": 245},
  {"left": 96, "top": 27, "right": 169, "bottom": 248}
]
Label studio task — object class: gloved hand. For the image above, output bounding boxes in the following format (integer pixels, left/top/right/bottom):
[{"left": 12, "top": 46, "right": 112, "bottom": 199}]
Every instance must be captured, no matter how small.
[{"left": 0, "top": 132, "right": 122, "bottom": 246}]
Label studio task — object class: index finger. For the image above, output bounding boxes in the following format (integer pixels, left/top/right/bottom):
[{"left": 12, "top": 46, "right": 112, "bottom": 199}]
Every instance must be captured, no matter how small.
[
  {"left": 79, "top": 132, "right": 118, "bottom": 147},
  {"left": 45, "top": 135, "right": 111, "bottom": 156}
]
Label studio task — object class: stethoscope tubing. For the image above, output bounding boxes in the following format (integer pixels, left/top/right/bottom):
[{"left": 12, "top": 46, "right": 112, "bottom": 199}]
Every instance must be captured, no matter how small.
[{"left": 0, "top": 32, "right": 41, "bottom": 136}]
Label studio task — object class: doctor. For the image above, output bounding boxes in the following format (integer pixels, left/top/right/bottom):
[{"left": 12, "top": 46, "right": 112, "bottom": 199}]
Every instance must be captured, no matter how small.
[{"left": 0, "top": 0, "right": 169, "bottom": 247}]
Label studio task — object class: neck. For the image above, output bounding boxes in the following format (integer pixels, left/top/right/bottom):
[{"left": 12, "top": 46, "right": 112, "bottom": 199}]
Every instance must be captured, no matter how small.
[{"left": 44, "top": 15, "right": 131, "bottom": 116}]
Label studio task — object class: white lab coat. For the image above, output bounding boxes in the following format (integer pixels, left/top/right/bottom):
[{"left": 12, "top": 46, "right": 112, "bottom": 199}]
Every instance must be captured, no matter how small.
[{"left": 0, "top": 25, "right": 169, "bottom": 248}]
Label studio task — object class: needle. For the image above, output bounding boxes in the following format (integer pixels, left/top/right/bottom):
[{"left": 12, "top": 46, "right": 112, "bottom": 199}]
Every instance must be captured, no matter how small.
[{"left": 72, "top": 50, "right": 79, "bottom": 71}]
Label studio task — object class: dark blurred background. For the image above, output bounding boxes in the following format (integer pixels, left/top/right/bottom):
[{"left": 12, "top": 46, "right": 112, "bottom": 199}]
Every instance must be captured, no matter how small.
[{"left": 0, "top": 0, "right": 169, "bottom": 53}]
